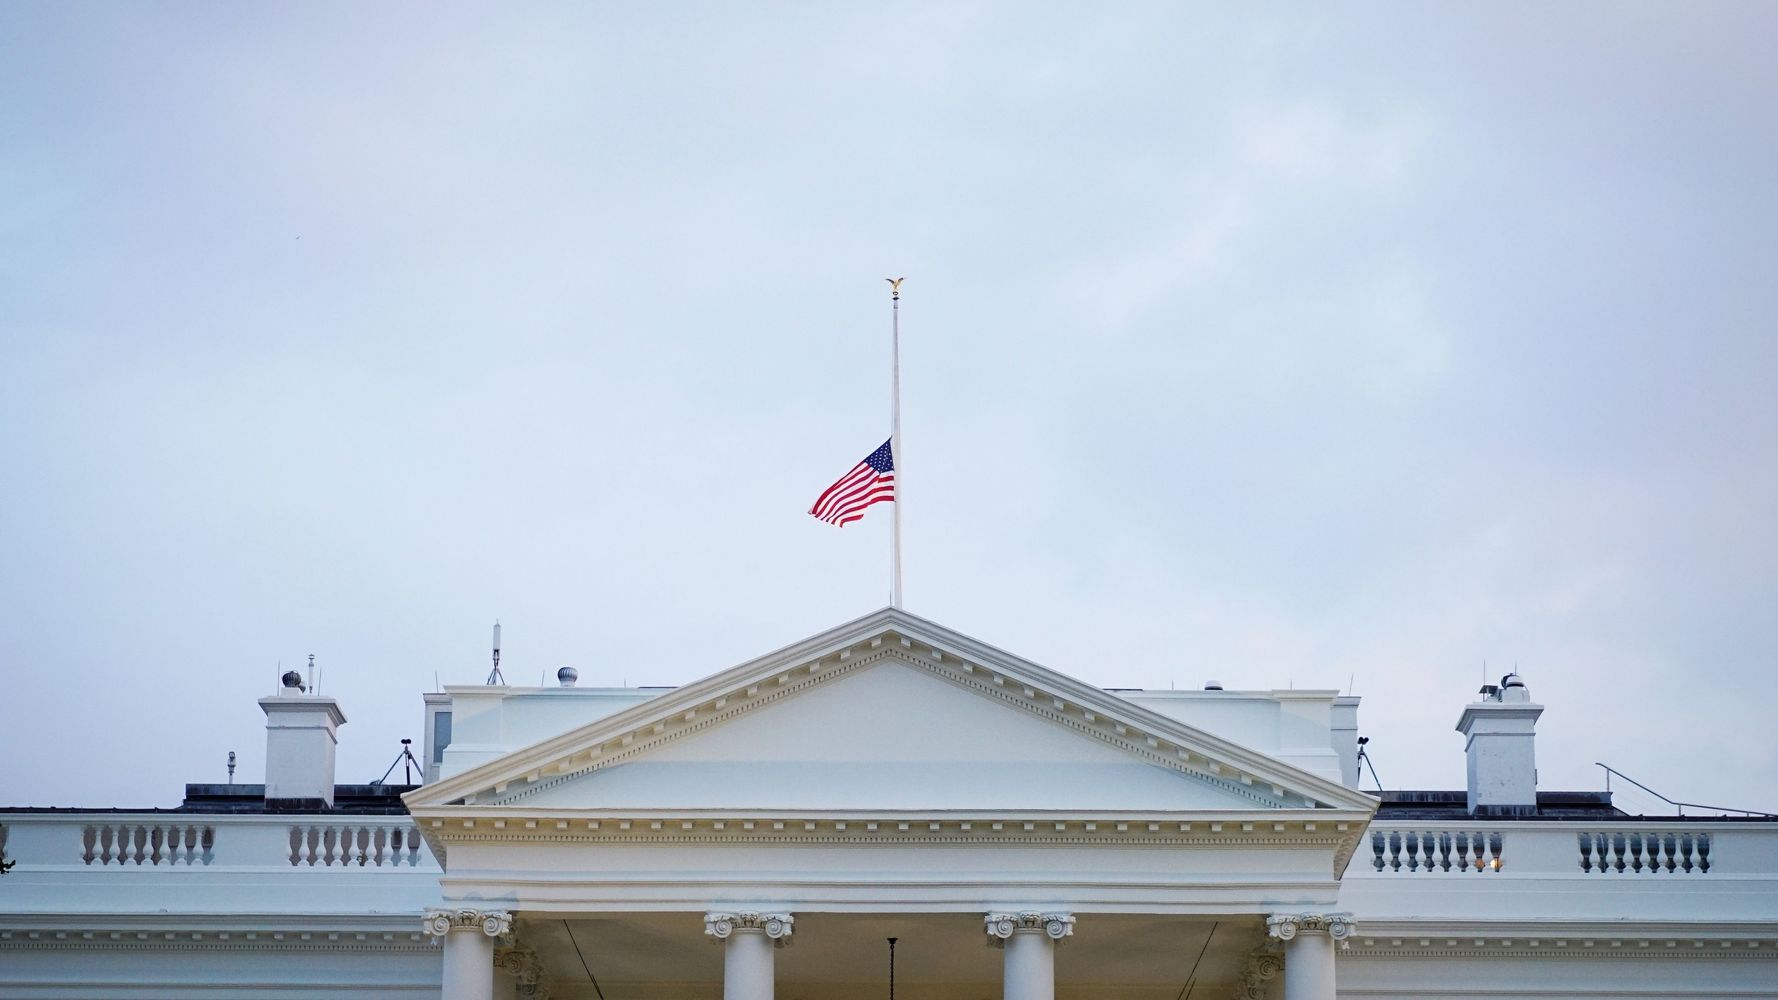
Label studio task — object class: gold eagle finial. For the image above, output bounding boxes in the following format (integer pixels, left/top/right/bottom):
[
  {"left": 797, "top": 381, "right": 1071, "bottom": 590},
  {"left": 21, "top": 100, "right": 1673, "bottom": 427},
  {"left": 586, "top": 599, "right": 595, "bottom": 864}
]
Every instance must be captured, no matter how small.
[{"left": 886, "top": 277, "right": 906, "bottom": 300}]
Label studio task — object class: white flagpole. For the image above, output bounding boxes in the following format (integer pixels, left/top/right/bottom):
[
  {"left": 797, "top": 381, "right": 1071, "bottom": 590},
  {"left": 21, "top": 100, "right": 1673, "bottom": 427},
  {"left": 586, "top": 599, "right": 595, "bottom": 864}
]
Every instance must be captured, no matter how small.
[{"left": 887, "top": 277, "right": 905, "bottom": 609}]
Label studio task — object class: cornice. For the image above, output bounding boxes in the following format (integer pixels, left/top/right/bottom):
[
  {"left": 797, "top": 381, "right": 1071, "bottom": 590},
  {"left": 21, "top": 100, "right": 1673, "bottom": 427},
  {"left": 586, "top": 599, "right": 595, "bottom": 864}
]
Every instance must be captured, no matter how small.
[
  {"left": 408, "top": 609, "right": 1377, "bottom": 820},
  {"left": 0, "top": 926, "right": 434, "bottom": 953},
  {"left": 416, "top": 810, "right": 1368, "bottom": 872},
  {"left": 1345, "top": 921, "right": 1778, "bottom": 961}
]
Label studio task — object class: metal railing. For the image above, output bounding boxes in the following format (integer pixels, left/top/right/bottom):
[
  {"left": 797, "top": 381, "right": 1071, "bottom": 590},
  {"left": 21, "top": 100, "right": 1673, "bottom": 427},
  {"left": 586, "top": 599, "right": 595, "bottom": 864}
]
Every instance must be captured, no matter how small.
[{"left": 1596, "top": 763, "right": 1777, "bottom": 818}]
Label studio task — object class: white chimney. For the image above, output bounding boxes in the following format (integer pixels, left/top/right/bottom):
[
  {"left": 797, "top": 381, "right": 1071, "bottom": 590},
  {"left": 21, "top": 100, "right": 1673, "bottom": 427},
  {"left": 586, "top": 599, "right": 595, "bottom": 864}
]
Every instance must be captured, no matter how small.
[
  {"left": 1331, "top": 695, "right": 1361, "bottom": 789},
  {"left": 1455, "top": 672, "right": 1542, "bottom": 816},
  {"left": 259, "top": 670, "right": 347, "bottom": 806}
]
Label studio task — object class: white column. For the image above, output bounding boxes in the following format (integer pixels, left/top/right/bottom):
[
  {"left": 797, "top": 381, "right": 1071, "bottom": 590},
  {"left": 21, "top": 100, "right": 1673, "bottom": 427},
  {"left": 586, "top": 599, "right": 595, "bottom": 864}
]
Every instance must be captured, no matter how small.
[
  {"left": 985, "top": 911, "right": 1074, "bottom": 1000},
  {"left": 706, "top": 911, "right": 795, "bottom": 1000},
  {"left": 424, "top": 907, "right": 513, "bottom": 1000},
  {"left": 1266, "top": 912, "right": 1354, "bottom": 1000}
]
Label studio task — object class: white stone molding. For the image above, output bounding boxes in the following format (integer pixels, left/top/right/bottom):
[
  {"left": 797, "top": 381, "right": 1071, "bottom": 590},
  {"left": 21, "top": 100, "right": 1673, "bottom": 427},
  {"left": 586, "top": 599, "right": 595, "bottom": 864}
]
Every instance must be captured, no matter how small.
[
  {"left": 1265, "top": 912, "right": 1355, "bottom": 946},
  {"left": 496, "top": 938, "right": 551, "bottom": 1000},
  {"left": 423, "top": 908, "right": 513, "bottom": 939},
  {"left": 1237, "top": 946, "right": 1283, "bottom": 1000},
  {"left": 410, "top": 610, "right": 1377, "bottom": 820},
  {"left": 705, "top": 911, "right": 795, "bottom": 943},
  {"left": 984, "top": 911, "right": 1075, "bottom": 943}
]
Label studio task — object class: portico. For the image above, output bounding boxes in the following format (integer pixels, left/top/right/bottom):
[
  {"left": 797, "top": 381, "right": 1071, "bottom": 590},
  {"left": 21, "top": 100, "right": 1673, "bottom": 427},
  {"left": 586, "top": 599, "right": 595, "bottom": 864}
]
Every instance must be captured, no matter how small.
[{"left": 406, "top": 609, "right": 1376, "bottom": 1000}]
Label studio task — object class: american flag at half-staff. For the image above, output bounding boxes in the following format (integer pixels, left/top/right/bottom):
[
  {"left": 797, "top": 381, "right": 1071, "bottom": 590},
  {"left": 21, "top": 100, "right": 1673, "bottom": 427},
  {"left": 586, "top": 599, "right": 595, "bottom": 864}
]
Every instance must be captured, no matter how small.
[{"left": 808, "top": 439, "right": 895, "bottom": 527}]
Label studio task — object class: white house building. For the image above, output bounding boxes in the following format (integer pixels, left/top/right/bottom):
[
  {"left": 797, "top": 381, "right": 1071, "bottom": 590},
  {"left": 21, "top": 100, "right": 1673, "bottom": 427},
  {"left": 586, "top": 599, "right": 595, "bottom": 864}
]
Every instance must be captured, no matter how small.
[{"left": 3, "top": 607, "right": 1775, "bottom": 999}]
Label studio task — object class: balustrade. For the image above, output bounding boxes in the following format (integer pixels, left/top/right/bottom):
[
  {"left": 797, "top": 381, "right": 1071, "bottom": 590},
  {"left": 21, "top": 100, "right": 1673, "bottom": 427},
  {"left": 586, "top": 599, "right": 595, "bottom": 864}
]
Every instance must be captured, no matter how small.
[
  {"left": 287, "top": 823, "right": 425, "bottom": 867},
  {"left": 1577, "top": 831, "right": 1710, "bottom": 874},
  {"left": 81, "top": 822, "right": 215, "bottom": 866},
  {"left": 1371, "top": 829, "right": 1503, "bottom": 872}
]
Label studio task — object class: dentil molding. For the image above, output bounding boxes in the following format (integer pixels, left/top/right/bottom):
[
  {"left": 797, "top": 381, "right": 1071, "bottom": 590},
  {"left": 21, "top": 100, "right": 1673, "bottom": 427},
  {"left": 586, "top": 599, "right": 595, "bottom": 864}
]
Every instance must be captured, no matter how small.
[
  {"left": 985, "top": 911, "right": 1076, "bottom": 942},
  {"left": 423, "top": 907, "right": 513, "bottom": 939}
]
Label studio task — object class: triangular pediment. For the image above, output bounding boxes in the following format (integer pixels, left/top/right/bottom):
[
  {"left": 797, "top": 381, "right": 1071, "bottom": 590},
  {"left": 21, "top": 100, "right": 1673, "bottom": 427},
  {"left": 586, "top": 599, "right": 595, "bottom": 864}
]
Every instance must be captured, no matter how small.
[{"left": 406, "top": 608, "right": 1377, "bottom": 818}]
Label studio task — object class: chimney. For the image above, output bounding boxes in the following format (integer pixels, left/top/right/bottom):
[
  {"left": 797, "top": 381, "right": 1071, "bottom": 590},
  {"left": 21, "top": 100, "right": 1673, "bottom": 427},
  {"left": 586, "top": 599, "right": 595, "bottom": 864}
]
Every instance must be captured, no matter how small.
[
  {"left": 259, "top": 669, "right": 347, "bottom": 808},
  {"left": 1455, "top": 672, "right": 1542, "bottom": 816}
]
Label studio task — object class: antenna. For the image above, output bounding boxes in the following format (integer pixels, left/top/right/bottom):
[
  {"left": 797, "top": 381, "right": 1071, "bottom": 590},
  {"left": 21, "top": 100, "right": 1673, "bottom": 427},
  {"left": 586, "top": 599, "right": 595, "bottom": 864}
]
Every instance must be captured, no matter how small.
[
  {"left": 226, "top": 751, "right": 237, "bottom": 785},
  {"left": 307, "top": 654, "right": 315, "bottom": 693},
  {"left": 1356, "top": 735, "right": 1385, "bottom": 793},
  {"left": 372, "top": 738, "right": 422, "bottom": 786},
  {"left": 486, "top": 620, "right": 506, "bottom": 685}
]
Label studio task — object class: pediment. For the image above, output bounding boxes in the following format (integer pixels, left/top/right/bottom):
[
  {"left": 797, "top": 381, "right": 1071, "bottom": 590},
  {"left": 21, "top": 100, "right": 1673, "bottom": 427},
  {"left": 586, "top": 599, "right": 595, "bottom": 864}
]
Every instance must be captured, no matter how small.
[{"left": 406, "top": 608, "right": 1377, "bottom": 818}]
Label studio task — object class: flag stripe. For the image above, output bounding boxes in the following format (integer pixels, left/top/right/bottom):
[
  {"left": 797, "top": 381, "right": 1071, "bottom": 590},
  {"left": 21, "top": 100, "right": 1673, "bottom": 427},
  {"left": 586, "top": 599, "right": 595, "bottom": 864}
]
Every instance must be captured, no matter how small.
[
  {"left": 809, "top": 439, "right": 895, "bottom": 527},
  {"left": 810, "top": 462, "right": 872, "bottom": 518},
  {"left": 821, "top": 476, "right": 894, "bottom": 525},
  {"left": 811, "top": 463, "right": 874, "bottom": 520}
]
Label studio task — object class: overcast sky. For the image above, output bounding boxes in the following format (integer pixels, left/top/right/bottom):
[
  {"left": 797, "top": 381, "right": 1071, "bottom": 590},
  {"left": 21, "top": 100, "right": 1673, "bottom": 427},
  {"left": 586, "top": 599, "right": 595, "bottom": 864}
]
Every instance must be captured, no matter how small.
[{"left": 4, "top": 3, "right": 1775, "bottom": 815}]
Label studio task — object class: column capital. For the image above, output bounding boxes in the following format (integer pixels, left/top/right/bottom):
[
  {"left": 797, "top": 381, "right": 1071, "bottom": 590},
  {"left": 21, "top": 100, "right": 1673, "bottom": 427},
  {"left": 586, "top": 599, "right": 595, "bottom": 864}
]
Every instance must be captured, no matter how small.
[
  {"left": 984, "top": 911, "right": 1075, "bottom": 943},
  {"left": 1265, "top": 911, "right": 1356, "bottom": 945},
  {"left": 705, "top": 911, "right": 795, "bottom": 942},
  {"left": 424, "top": 907, "right": 513, "bottom": 939}
]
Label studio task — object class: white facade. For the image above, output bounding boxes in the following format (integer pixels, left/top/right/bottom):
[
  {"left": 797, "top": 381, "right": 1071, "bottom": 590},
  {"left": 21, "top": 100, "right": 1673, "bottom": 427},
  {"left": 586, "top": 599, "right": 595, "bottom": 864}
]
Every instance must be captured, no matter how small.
[{"left": 2, "top": 607, "right": 1774, "bottom": 999}]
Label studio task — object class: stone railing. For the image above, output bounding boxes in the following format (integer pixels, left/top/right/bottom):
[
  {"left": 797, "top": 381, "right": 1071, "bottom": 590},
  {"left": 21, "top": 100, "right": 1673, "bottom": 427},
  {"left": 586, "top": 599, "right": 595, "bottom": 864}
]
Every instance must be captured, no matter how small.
[
  {"left": 0, "top": 813, "right": 437, "bottom": 872},
  {"left": 1371, "top": 829, "right": 1503, "bottom": 872},
  {"left": 1353, "top": 821, "right": 1769, "bottom": 880},
  {"left": 82, "top": 822, "right": 215, "bottom": 866},
  {"left": 287, "top": 823, "right": 426, "bottom": 868},
  {"left": 1577, "top": 830, "right": 1710, "bottom": 874}
]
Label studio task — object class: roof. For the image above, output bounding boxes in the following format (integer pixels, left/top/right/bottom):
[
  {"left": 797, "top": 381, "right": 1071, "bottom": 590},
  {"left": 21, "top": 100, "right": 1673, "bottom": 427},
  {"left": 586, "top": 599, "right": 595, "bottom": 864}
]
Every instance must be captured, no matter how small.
[{"left": 1375, "top": 790, "right": 1778, "bottom": 822}]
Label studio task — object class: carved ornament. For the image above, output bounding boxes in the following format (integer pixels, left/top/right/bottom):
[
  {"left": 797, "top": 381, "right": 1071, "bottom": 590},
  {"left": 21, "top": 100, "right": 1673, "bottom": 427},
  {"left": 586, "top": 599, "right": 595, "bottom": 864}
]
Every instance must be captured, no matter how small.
[
  {"left": 422, "top": 907, "right": 513, "bottom": 939},
  {"left": 984, "top": 911, "right": 1075, "bottom": 942},
  {"left": 704, "top": 911, "right": 795, "bottom": 942},
  {"left": 1266, "top": 912, "right": 1356, "bottom": 945}
]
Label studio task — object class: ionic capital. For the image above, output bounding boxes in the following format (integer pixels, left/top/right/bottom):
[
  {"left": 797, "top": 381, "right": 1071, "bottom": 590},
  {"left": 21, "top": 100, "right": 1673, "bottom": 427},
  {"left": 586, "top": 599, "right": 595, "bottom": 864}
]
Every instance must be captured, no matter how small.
[
  {"left": 984, "top": 911, "right": 1075, "bottom": 943},
  {"left": 1265, "top": 911, "right": 1356, "bottom": 945},
  {"left": 705, "top": 911, "right": 795, "bottom": 943},
  {"left": 423, "top": 907, "right": 513, "bottom": 939}
]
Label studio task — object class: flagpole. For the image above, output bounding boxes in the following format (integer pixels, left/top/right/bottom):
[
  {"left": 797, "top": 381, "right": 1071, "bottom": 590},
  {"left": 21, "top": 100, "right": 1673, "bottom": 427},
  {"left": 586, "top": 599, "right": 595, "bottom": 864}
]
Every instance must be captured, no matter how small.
[{"left": 887, "top": 277, "right": 904, "bottom": 609}]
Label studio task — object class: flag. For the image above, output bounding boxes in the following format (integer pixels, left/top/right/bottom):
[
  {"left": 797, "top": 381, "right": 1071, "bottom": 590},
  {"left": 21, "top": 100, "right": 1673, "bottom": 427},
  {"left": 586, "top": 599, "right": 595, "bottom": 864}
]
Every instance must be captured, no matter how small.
[{"left": 809, "top": 439, "right": 895, "bottom": 527}]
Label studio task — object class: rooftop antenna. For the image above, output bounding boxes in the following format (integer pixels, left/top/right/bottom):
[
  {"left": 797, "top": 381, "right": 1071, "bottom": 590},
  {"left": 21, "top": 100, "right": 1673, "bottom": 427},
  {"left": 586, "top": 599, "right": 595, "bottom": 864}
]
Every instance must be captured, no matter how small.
[
  {"left": 226, "top": 751, "right": 237, "bottom": 785},
  {"left": 373, "top": 738, "right": 422, "bottom": 786},
  {"left": 306, "top": 654, "right": 315, "bottom": 694},
  {"left": 486, "top": 620, "right": 506, "bottom": 685},
  {"left": 1356, "top": 735, "right": 1385, "bottom": 793}
]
